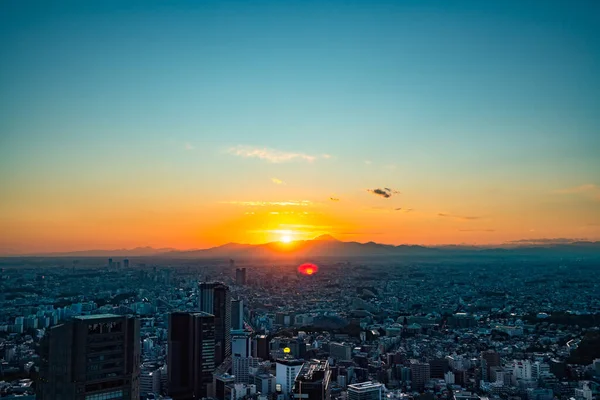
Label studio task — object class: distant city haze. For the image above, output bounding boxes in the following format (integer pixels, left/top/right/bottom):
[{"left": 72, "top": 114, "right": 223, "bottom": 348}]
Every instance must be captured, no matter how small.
[{"left": 1, "top": 1, "right": 599, "bottom": 253}]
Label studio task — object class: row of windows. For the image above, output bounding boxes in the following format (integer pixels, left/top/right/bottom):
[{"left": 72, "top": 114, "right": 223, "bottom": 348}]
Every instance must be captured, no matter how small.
[
  {"left": 87, "top": 372, "right": 119, "bottom": 380},
  {"left": 88, "top": 334, "right": 124, "bottom": 343},
  {"left": 88, "top": 344, "right": 124, "bottom": 354},
  {"left": 85, "top": 380, "right": 124, "bottom": 392},
  {"left": 87, "top": 361, "right": 123, "bottom": 371},
  {"left": 88, "top": 353, "right": 123, "bottom": 363},
  {"left": 88, "top": 322, "right": 123, "bottom": 335},
  {"left": 85, "top": 390, "right": 123, "bottom": 400}
]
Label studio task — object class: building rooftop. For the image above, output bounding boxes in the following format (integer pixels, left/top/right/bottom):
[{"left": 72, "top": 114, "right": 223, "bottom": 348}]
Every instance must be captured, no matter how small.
[
  {"left": 73, "top": 313, "right": 120, "bottom": 320},
  {"left": 348, "top": 381, "right": 383, "bottom": 391}
]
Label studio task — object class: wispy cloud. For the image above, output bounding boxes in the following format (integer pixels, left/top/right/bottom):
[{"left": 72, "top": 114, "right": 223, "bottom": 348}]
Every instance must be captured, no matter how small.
[
  {"left": 227, "top": 145, "right": 326, "bottom": 163},
  {"left": 271, "top": 178, "right": 285, "bottom": 185},
  {"left": 556, "top": 184, "right": 600, "bottom": 200},
  {"left": 367, "top": 188, "right": 400, "bottom": 198},
  {"left": 394, "top": 208, "right": 413, "bottom": 212},
  {"left": 279, "top": 224, "right": 333, "bottom": 230},
  {"left": 330, "top": 197, "right": 340, "bottom": 202},
  {"left": 438, "top": 213, "right": 481, "bottom": 221},
  {"left": 365, "top": 160, "right": 372, "bottom": 165},
  {"left": 184, "top": 143, "right": 195, "bottom": 150},
  {"left": 222, "top": 200, "right": 312, "bottom": 207}
]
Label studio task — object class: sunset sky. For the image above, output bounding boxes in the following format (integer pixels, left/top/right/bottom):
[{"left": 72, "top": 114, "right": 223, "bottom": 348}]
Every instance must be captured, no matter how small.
[{"left": 1, "top": 0, "right": 599, "bottom": 254}]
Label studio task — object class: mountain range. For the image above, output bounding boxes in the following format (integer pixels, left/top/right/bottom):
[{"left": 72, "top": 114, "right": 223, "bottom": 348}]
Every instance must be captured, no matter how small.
[{"left": 5, "top": 235, "right": 600, "bottom": 259}]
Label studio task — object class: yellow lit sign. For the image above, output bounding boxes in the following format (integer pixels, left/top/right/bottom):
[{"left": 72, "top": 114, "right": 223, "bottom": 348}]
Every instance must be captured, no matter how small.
[{"left": 283, "top": 347, "right": 291, "bottom": 354}]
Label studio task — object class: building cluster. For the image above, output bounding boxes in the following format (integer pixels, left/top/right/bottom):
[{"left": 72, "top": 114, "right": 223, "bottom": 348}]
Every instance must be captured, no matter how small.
[{"left": 0, "top": 256, "right": 599, "bottom": 399}]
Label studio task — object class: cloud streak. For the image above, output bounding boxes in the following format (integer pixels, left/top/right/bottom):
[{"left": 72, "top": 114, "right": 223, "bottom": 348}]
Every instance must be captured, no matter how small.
[
  {"left": 222, "top": 200, "right": 312, "bottom": 207},
  {"left": 227, "top": 145, "right": 326, "bottom": 163},
  {"left": 330, "top": 197, "right": 340, "bottom": 202},
  {"left": 271, "top": 178, "right": 285, "bottom": 185},
  {"left": 438, "top": 213, "right": 481, "bottom": 221},
  {"left": 184, "top": 143, "right": 194, "bottom": 150}
]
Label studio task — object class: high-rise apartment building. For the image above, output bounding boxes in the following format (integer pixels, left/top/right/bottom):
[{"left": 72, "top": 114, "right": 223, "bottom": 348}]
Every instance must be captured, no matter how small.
[
  {"left": 37, "top": 314, "right": 140, "bottom": 400},
  {"left": 232, "top": 357, "right": 260, "bottom": 384},
  {"left": 410, "top": 360, "right": 431, "bottom": 392},
  {"left": 168, "top": 312, "right": 215, "bottom": 399},
  {"left": 198, "top": 282, "right": 231, "bottom": 366}
]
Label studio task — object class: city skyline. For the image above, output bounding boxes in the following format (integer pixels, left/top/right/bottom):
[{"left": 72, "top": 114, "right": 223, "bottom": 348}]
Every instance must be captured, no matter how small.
[{"left": 2, "top": 0, "right": 600, "bottom": 253}]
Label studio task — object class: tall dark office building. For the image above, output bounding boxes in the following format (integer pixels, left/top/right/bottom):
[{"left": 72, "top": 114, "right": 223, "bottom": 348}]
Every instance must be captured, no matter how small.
[
  {"left": 253, "top": 335, "right": 269, "bottom": 360},
  {"left": 123, "top": 259, "right": 129, "bottom": 268},
  {"left": 235, "top": 268, "right": 246, "bottom": 285},
  {"left": 292, "top": 359, "right": 332, "bottom": 400},
  {"left": 37, "top": 314, "right": 140, "bottom": 400},
  {"left": 198, "top": 282, "right": 231, "bottom": 365},
  {"left": 168, "top": 312, "right": 216, "bottom": 399}
]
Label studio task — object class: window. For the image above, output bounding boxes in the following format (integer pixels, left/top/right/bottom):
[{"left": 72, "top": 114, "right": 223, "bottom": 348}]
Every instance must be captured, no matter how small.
[{"left": 85, "top": 390, "right": 123, "bottom": 400}]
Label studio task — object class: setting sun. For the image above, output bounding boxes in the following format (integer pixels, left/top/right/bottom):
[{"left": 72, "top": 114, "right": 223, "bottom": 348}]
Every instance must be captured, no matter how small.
[{"left": 280, "top": 235, "right": 292, "bottom": 243}]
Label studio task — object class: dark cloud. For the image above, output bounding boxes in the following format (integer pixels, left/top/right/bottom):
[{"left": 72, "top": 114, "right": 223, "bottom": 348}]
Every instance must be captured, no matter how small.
[
  {"left": 394, "top": 208, "right": 413, "bottom": 212},
  {"left": 367, "top": 187, "right": 399, "bottom": 198},
  {"left": 508, "top": 238, "right": 585, "bottom": 244},
  {"left": 330, "top": 197, "right": 340, "bottom": 202},
  {"left": 394, "top": 208, "right": 402, "bottom": 211}
]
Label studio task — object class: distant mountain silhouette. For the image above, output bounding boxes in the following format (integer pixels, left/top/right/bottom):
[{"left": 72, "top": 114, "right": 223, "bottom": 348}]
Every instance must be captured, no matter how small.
[
  {"left": 3, "top": 238, "right": 599, "bottom": 258},
  {"left": 12, "top": 246, "right": 179, "bottom": 257},
  {"left": 154, "top": 237, "right": 600, "bottom": 259}
]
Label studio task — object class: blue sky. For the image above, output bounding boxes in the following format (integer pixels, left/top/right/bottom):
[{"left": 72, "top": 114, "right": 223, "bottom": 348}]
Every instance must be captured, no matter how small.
[{"left": 1, "top": 0, "right": 599, "bottom": 251}]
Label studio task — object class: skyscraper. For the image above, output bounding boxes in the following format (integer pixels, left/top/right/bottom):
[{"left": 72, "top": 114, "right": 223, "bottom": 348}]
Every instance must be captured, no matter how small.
[
  {"left": 231, "top": 299, "right": 244, "bottom": 331},
  {"left": 235, "top": 267, "right": 246, "bottom": 285},
  {"left": 168, "top": 312, "right": 215, "bottom": 399},
  {"left": 123, "top": 259, "right": 129, "bottom": 268},
  {"left": 198, "top": 282, "right": 231, "bottom": 365},
  {"left": 37, "top": 314, "right": 140, "bottom": 400}
]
